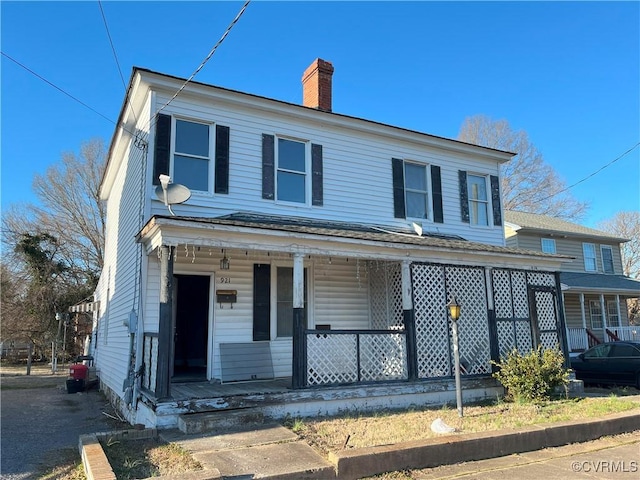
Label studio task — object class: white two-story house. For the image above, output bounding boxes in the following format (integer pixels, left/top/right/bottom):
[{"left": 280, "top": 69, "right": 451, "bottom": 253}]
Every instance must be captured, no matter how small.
[
  {"left": 93, "top": 59, "right": 570, "bottom": 428},
  {"left": 505, "top": 211, "right": 640, "bottom": 352}
]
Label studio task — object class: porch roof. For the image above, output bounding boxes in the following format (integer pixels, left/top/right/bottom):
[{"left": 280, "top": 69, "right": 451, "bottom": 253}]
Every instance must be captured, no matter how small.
[
  {"left": 137, "top": 213, "right": 573, "bottom": 270},
  {"left": 560, "top": 272, "right": 640, "bottom": 297}
]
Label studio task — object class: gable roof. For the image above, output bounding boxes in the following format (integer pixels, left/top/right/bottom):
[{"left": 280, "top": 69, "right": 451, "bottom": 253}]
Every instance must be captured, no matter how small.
[{"left": 504, "top": 211, "right": 628, "bottom": 243}]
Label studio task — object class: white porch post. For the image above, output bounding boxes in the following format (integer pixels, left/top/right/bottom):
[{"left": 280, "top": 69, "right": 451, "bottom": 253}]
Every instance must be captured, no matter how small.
[
  {"left": 292, "top": 253, "right": 305, "bottom": 389},
  {"left": 615, "top": 294, "right": 621, "bottom": 327},
  {"left": 600, "top": 294, "right": 608, "bottom": 338},
  {"left": 401, "top": 261, "right": 417, "bottom": 381},
  {"left": 580, "top": 293, "right": 586, "bottom": 329}
]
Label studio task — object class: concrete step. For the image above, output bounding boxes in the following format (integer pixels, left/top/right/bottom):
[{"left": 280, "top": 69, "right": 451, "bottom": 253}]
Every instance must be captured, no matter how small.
[{"left": 178, "top": 407, "right": 271, "bottom": 434}]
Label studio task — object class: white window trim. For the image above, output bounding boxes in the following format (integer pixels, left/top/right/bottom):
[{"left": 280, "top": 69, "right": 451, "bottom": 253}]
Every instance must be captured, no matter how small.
[
  {"left": 274, "top": 136, "right": 310, "bottom": 205},
  {"left": 467, "top": 173, "right": 491, "bottom": 227},
  {"left": 270, "top": 260, "right": 314, "bottom": 340},
  {"left": 600, "top": 245, "right": 615, "bottom": 274},
  {"left": 171, "top": 116, "right": 215, "bottom": 195},
  {"left": 404, "top": 160, "right": 431, "bottom": 221},
  {"left": 541, "top": 238, "right": 556, "bottom": 254},
  {"left": 583, "top": 243, "right": 597, "bottom": 272}
]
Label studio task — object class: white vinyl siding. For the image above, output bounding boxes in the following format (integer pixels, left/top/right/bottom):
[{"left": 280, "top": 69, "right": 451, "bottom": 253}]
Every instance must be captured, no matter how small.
[
  {"left": 601, "top": 245, "right": 614, "bottom": 274},
  {"left": 149, "top": 92, "right": 506, "bottom": 246},
  {"left": 583, "top": 243, "right": 597, "bottom": 272},
  {"left": 541, "top": 238, "right": 556, "bottom": 254}
]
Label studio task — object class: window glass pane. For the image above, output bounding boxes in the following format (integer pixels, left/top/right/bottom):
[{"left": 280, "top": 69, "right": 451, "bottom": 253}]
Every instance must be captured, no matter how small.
[
  {"left": 406, "top": 191, "right": 427, "bottom": 219},
  {"left": 277, "top": 171, "right": 305, "bottom": 203},
  {"left": 468, "top": 175, "right": 487, "bottom": 200},
  {"left": 174, "top": 155, "right": 209, "bottom": 191},
  {"left": 470, "top": 200, "right": 488, "bottom": 225},
  {"left": 585, "top": 344, "right": 611, "bottom": 358},
  {"left": 583, "top": 244, "right": 597, "bottom": 271},
  {"left": 541, "top": 239, "right": 556, "bottom": 254},
  {"left": 589, "top": 300, "right": 603, "bottom": 329},
  {"left": 607, "top": 301, "right": 620, "bottom": 327},
  {"left": 405, "top": 163, "right": 427, "bottom": 190},
  {"left": 610, "top": 345, "right": 637, "bottom": 357},
  {"left": 175, "top": 120, "right": 209, "bottom": 157},
  {"left": 276, "top": 267, "right": 308, "bottom": 338},
  {"left": 278, "top": 139, "right": 306, "bottom": 172},
  {"left": 602, "top": 247, "right": 614, "bottom": 274}
]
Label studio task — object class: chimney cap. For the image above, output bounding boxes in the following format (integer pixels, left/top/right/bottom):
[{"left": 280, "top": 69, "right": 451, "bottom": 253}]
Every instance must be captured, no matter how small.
[{"left": 302, "top": 58, "right": 334, "bottom": 83}]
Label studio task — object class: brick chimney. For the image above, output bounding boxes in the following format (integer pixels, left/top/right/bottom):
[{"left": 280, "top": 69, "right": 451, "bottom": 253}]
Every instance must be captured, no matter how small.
[{"left": 302, "top": 58, "right": 334, "bottom": 112}]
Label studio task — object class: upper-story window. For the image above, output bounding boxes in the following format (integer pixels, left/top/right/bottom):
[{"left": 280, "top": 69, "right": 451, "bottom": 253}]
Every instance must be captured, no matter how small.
[
  {"left": 174, "top": 119, "right": 212, "bottom": 192},
  {"left": 583, "top": 243, "right": 597, "bottom": 272},
  {"left": 601, "top": 245, "right": 614, "bottom": 274},
  {"left": 404, "top": 162, "right": 429, "bottom": 219},
  {"left": 541, "top": 238, "right": 556, "bottom": 254},
  {"left": 467, "top": 174, "right": 489, "bottom": 226},
  {"left": 277, "top": 138, "right": 307, "bottom": 203}
]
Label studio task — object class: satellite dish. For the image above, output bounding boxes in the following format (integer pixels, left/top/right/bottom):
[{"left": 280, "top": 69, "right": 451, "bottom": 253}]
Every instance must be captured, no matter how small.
[{"left": 155, "top": 175, "right": 191, "bottom": 216}]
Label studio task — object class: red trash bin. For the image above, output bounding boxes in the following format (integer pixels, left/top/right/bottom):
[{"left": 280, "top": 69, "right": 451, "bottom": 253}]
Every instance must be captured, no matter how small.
[{"left": 66, "top": 364, "right": 88, "bottom": 393}]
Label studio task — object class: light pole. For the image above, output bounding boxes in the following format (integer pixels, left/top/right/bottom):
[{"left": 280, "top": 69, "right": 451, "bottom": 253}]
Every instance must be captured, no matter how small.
[{"left": 447, "top": 296, "right": 463, "bottom": 417}]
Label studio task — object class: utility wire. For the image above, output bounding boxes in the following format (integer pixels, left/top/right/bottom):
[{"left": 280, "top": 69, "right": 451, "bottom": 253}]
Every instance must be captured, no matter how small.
[
  {"left": 2, "top": 51, "right": 116, "bottom": 126},
  {"left": 147, "top": 0, "right": 251, "bottom": 131},
  {"left": 98, "top": 1, "right": 127, "bottom": 92},
  {"left": 537, "top": 142, "right": 640, "bottom": 204}
]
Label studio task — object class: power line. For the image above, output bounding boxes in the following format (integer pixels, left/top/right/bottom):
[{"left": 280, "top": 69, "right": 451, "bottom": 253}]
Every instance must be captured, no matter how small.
[
  {"left": 537, "top": 142, "right": 640, "bottom": 204},
  {"left": 97, "top": 1, "right": 127, "bottom": 92},
  {"left": 2, "top": 51, "right": 115, "bottom": 126},
  {"left": 147, "top": 0, "right": 251, "bottom": 131}
]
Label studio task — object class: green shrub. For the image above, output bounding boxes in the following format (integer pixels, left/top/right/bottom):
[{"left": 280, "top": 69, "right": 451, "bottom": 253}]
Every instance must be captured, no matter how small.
[{"left": 492, "top": 345, "right": 570, "bottom": 403}]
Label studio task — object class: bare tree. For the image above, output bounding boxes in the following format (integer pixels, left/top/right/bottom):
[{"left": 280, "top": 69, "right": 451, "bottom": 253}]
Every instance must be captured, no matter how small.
[
  {"left": 597, "top": 211, "right": 640, "bottom": 323},
  {"left": 458, "top": 115, "right": 589, "bottom": 220}
]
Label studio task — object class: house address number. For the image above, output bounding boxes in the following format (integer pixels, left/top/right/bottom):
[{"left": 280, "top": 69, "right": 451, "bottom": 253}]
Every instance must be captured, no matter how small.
[{"left": 219, "top": 277, "right": 232, "bottom": 284}]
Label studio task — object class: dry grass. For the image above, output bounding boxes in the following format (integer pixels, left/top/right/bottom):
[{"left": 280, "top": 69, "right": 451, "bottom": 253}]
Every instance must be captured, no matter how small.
[
  {"left": 288, "top": 395, "right": 640, "bottom": 455},
  {"left": 101, "top": 437, "right": 202, "bottom": 479},
  {"left": 0, "top": 362, "right": 68, "bottom": 389}
]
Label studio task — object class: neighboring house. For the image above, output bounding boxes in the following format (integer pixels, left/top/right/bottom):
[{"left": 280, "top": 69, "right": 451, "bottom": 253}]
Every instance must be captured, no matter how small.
[
  {"left": 504, "top": 211, "right": 640, "bottom": 352},
  {"left": 92, "top": 59, "right": 570, "bottom": 428}
]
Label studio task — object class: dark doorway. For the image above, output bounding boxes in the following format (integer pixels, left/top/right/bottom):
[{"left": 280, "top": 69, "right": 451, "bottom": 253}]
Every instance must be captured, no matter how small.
[{"left": 173, "top": 275, "right": 210, "bottom": 381}]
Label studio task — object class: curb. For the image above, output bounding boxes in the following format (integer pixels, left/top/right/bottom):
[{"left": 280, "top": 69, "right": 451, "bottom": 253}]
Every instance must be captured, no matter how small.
[{"left": 328, "top": 410, "right": 640, "bottom": 479}]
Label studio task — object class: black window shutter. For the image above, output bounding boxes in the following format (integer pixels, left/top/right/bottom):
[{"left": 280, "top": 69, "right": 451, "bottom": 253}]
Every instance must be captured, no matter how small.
[
  {"left": 253, "top": 264, "right": 271, "bottom": 341},
  {"left": 153, "top": 114, "right": 171, "bottom": 186},
  {"left": 392, "top": 158, "right": 406, "bottom": 218},
  {"left": 214, "top": 125, "right": 230, "bottom": 194},
  {"left": 459, "top": 170, "right": 470, "bottom": 223},
  {"left": 262, "top": 134, "right": 275, "bottom": 200},
  {"left": 311, "top": 143, "right": 323, "bottom": 206},
  {"left": 490, "top": 175, "right": 502, "bottom": 226},
  {"left": 431, "top": 165, "right": 443, "bottom": 224}
]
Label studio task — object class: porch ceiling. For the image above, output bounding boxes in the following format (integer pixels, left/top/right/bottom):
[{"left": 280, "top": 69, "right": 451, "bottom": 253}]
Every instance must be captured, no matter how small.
[
  {"left": 136, "top": 214, "right": 571, "bottom": 270},
  {"left": 560, "top": 272, "right": 640, "bottom": 297}
]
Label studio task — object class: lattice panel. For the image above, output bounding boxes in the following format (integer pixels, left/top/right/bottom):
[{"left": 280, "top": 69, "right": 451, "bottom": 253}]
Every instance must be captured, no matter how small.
[
  {"left": 512, "top": 271, "right": 529, "bottom": 318},
  {"left": 492, "top": 269, "right": 513, "bottom": 318},
  {"left": 359, "top": 333, "right": 408, "bottom": 381},
  {"left": 445, "top": 266, "right": 491, "bottom": 375},
  {"left": 306, "top": 334, "right": 358, "bottom": 385},
  {"left": 515, "top": 320, "right": 534, "bottom": 352},
  {"left": 368, "top": 262, "right": 403, "bottom": 329},
  {"left": 528, "top": 272, "right": 555, "bottom": 287},
  {"left": 497, "top": 321, "right": 516, "bottom": 358},
  {"left": 412, "top": 264, "right": 450, "bottom": 378},
  {"left": 540, "top": 332, "right": 560, "bottom": 350},
  {"left": 534, "top": 291, "right": 557, "bottom": 331}
]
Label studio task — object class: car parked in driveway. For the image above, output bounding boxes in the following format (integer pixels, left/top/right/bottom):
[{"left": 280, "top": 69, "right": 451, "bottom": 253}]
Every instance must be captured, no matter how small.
[{"left": 570, "top": 341, "right": 640, "bottom": 388}]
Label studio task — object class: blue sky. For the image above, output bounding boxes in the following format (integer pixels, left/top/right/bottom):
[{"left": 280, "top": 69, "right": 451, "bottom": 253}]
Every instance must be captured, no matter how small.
[{"left": 1, "top": 1, "right": 638, "bottom": 228}]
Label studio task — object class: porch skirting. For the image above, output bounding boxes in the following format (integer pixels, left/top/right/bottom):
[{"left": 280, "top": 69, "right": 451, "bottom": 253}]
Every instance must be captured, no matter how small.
[{"left": 138, "top": 376, "right": 503, "bottom": 429}]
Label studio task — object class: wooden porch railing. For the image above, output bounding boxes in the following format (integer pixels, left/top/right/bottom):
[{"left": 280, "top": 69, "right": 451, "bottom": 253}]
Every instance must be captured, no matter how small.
[
  {"left": 586, "top": 329, "right": 601, "bottom": 348},
  {"left": 605, "top": 328, "right": 620, "bottom": 342}
]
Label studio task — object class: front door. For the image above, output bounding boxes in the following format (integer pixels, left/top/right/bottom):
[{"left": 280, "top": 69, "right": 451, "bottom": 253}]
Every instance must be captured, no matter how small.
[{"left": 172, "top": 274, "right": 210, "bottom": 381}]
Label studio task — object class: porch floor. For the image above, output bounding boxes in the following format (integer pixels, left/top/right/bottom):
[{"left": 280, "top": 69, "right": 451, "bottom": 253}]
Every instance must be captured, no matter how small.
[{"left": 170, "top": 377, "right": 292, "bottom": 401}]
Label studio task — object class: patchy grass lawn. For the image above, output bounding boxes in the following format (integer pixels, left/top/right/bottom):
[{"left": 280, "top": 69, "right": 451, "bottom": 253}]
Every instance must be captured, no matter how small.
[
  {"left": 286, "top": 395, "right": 640, "bottom": 455},
  {"left": 100, "top": 437, "right": 202, "bottom": 479}
]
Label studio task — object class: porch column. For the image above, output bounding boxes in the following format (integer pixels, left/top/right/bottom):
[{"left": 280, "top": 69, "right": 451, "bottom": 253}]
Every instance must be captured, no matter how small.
[
  {"left": 600, "top": 294, "right": 608, "bottom": 335},
  {"left": 615, "top": 295, "right": 621, "bottom": 328},
  {"left": 485, "top": 267, "right": 499, "bottom": 366},
  {"left": 292, "top": 253, "right": 306, "bottom": 389},
  {"left": 555, "top": 273, "right": 570, "bottom": 368},
  {"left": 580, "top": 293, "right": 586, "bottom": 329},
  {"left": 156, "top": 245, "right": 174, "bottom": 399},
  {"left": 401, "top": 261, "right": 417, "bottom": 381}
]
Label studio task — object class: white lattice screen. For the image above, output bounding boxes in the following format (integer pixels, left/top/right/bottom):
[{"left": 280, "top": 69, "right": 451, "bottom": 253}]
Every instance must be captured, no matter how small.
[
  {"left": 369, "top": 261, "right": 403, "bottom": 329},
  {"left": 359, "top": 333, "right": 407, "bottom": 381},
  {"left": 142, "top": 334, "right": 158, "bottom": 392},
  {"left": 307, "top": 333, "right": 358, "bottom": 385}
]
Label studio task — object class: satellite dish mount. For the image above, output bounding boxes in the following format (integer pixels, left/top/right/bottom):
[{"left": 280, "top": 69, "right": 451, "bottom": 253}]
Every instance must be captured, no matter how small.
[{"left": 155, "top": 174, "right": 191, "bottom": 216}]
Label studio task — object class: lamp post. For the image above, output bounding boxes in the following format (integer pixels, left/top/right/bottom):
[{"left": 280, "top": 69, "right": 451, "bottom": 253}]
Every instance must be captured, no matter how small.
[{"left": 447, "top": 296, "right": 463, "bottom": 417}]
